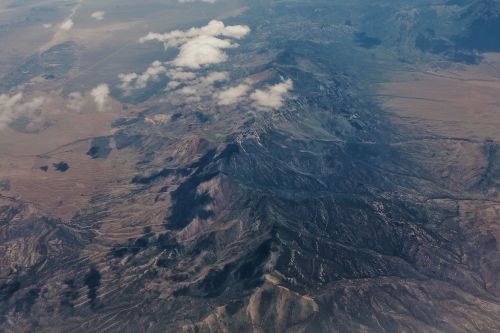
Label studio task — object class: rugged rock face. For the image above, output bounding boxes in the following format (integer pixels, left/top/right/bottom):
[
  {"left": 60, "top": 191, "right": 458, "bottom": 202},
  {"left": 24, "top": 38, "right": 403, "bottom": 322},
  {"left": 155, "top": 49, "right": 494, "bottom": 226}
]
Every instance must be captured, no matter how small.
[{"left": 1, "top": 0, "right": 500, "bottom": 332}]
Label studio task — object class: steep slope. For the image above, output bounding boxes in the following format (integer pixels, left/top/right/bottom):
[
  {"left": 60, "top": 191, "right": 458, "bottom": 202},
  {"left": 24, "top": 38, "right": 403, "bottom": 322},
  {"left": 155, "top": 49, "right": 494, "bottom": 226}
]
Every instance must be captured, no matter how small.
[{"left": 1, "top": 0, "right": 500, "bottom": 332}]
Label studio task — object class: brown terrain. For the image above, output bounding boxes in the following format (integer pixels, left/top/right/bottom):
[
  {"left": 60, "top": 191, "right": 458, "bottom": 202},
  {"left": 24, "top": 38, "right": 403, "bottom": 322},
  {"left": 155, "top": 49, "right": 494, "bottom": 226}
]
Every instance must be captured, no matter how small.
[
  {"left": 378, "top": 53, "right": 500, "bottom": 297},
  {"left": 2, "top": 0, "right": 500, "bottom": 332}
]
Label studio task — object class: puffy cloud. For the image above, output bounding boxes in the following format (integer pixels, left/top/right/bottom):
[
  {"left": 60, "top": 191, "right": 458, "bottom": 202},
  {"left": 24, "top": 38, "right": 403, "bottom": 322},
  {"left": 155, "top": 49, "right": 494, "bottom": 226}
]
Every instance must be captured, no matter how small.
[
  {"left": 118, "top": 63, "right": 201, "bottom": 93},
  {"left": 168, "top": 70, "right": 197, "bottom": 81},
  {"left": 118, "top": 20, "right": 255, "bottom": 107},
  {"left": 90, "top": 84, "right": 110, "bottom": 112},
  {"left": 140, "top": 20, "right": 250, "bottom": 69},
  {"left": 217, "top": 83, "right": 251, "bottom": 105},
  {"left": 172, "top": 35, "right": 234, "bottom": 68},
  {"left": 172, "top": 71, "right": 229, "bottom": 102},
  {"left": 60, "top": 19, "right": 74, "bottom": 31},
  {"left": 118, "top": 61, "right": 168, "bottom": 91},
  {"left": 140, "top": 20, "right": 249, "bottom": 45},
  {"left": 198, "top": 71, "right": 229, "bottom": 85},
  {"left": 117, "top": 73, "right": 139, "bottom": 91},
  {"left": 167, "top": 81, "right": 181, "bottom": 90},
  {"left": 0, "top": 93, "right": 47, "bottom": 130},
  {"left": 91, "top": 11, "right": 105, "bottom": 21},
  {"left": 251, "top": 79, "right": 293, "bottom": 109}
]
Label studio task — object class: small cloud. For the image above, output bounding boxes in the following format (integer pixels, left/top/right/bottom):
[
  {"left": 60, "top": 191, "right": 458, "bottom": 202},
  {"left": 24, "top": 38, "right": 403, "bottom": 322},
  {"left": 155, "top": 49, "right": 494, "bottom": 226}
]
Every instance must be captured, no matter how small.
[
  {"left": 168, "top": 70, "right": 197, "bottom": 81},
  {"left": 199, "top": 71, "right": 229, "bottom": 85},
  {"left": 117, "top": 72, "right": 139, "bottom": 91},
  {"left": 167, "top": 81, "right": 181, "bottom": 90},
  {"left": 91, "top": 11, "right": 105, "bottom": 21},
  {"left": 173, "top": 71, "right": 229, "bottom": 102},
  {"left": 0, "top": 93, "right": 47, "bottom": 131},
  {"left": 60, "top": 19, "right": 74, "bottom": 31},
  {"left": 118, "top": 60, "right": 168, "bottom": 91},
  {"left": 133, "top": 61, "right": 168, "bottom": 88},
  {"left": 251, "top": 79, "right": 293, "bottom": 110},
  {"left": 43, "top": 23, "right": 52, "bottom": 29},
  {"left": 217, "top": 83, "right": 251, "bottom": 105},
  {"left": 172, "top": 35, "right": 233, "bottom": 69},
  {"left": 90, "top": 84, "right": 110, "bottom": 112}
]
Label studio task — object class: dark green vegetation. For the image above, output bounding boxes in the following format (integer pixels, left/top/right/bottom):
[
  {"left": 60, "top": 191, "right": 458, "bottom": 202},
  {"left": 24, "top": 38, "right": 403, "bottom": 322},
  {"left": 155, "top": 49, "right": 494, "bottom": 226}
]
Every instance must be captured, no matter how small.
[{"left": 2, "top": 0, "right": 500, "bottom": 332}]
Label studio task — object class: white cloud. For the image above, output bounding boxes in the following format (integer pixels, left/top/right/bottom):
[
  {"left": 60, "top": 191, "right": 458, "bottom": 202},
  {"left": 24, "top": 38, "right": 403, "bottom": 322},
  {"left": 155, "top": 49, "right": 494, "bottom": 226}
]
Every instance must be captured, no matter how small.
[
  {"left": 167, "top": 81, "right": 181, "bottom": 90},
  {"left": 90, "top": 84, "right": 110, "bottom": 112},
  {"left": 118, "top": 64, "right": 199, "bottom": 93},
  {"left": 173, "top": 71, "right": 229, "bottom": 102},
  {"left": 60, "top": 19, "right": 74, "bottom": 31},
  {"left": 140, "top": 20, "right": 250, "bottom": 69},
  {"left": 251, "top": 79, "right": 293, "bottom": 109},
  {"left": 91, "top": 11, "right": 105, "bottom": 21},
  {"left": 0, "top": 93, "right": 47, "bottom": 130},
  {"left": 168, "top": 70, "right": 197, "bottom": 81},
  {"left": 117, "top": 73, "right": 139, "bottom": 91},
  {"left": 117, "top": 20, "right": 255, "bottom": 108},
  {"left": 172, "top": 35, "right": 234, "bottom": 69},
  {"left": 217, "top": 83, "right": 251, "bottom": 105},
  {"left": 118, "top": 60, "right": 168, "bottom": 91},
  {"left": 199, "top": 71, "right": 229, "bottom": 85},
  {"left": 43, "top": 23, "right": 52, "bottom": 29}
]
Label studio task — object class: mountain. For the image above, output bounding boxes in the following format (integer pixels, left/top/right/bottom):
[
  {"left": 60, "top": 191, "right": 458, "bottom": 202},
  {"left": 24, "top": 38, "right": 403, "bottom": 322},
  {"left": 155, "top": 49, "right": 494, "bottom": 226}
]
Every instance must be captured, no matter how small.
[{"left": 1, "top": 0, "right": 500, "bottom": 332}]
